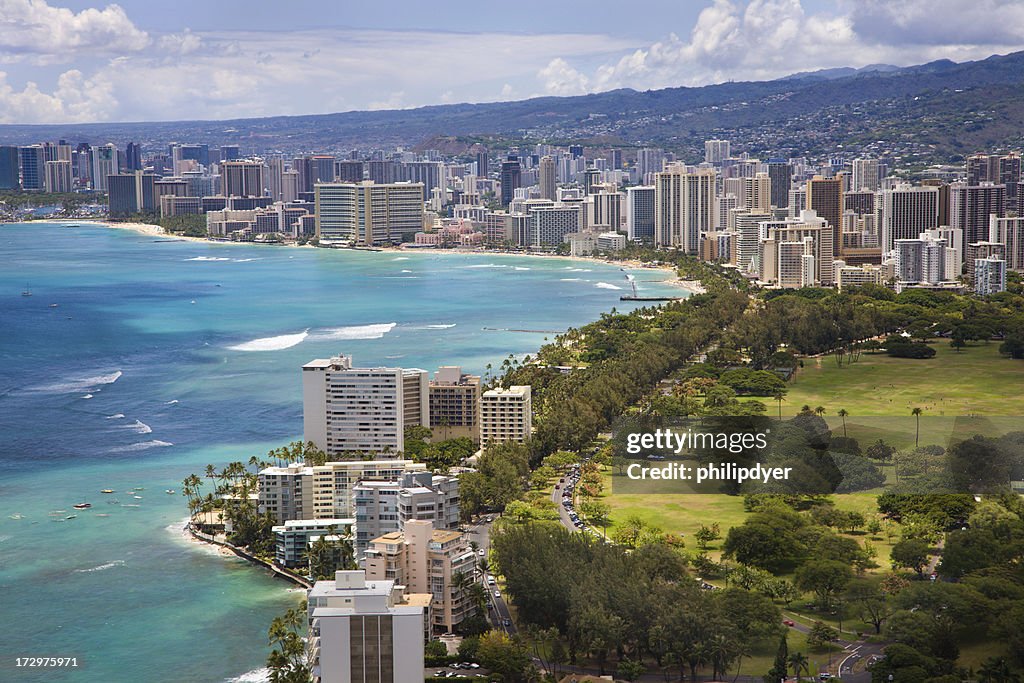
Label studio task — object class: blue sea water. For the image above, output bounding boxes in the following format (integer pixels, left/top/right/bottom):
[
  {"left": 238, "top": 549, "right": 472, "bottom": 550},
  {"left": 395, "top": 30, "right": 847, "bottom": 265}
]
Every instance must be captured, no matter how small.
[{"left": 0, "top": 222, "right": 683, "bottom": 683}]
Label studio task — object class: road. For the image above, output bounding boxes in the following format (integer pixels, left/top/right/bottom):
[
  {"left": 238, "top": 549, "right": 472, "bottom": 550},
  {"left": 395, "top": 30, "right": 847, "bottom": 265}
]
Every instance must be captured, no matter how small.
[{"left": 464, "top": 514, "right": 517, "bottom": 635}]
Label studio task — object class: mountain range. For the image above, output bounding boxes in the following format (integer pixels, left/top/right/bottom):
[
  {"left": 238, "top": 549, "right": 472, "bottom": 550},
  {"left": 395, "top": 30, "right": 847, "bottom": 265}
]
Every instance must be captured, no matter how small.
[{"left": 1, "top": 51, "right": 1023, "bottom": 161}]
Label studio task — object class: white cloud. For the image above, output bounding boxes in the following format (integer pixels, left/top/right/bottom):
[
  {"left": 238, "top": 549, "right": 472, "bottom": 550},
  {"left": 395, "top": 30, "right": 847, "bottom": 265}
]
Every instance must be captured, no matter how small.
[
  {"left": 0, "top": 0, "right": 149, "bottom": 62},
  {"left": 545, "top": 0, "right": 1024, "bottom": 95},
  {"left": 538, "top": 57, "right": 590, "bottom": 96},
  {"left": 0, "top": 68, "right": 114, "bottom": 123}
]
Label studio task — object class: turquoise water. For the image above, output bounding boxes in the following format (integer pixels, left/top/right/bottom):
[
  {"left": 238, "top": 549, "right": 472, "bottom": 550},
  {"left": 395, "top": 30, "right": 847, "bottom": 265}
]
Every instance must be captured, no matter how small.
[{"left": 0, "top": 222, "right": 682, "bottom": 682}]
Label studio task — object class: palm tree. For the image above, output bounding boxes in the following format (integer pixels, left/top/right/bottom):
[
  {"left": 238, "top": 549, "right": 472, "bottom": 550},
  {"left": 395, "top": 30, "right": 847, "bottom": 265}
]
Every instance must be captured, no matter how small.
[
  {"left": 837, "top": 408, "right": 849, "bottom": 437},
  {"left": 773, "top": 390, "right": 786, "bottom": 420},
  {"left": 789, "top": 652, "right": 810, "bottom": 681},
  {"left": 911, "top": 407, "right": 923, "bottom": 447},
  {"left": 814, "top": 406, "right": 826, "bottom": 417}
]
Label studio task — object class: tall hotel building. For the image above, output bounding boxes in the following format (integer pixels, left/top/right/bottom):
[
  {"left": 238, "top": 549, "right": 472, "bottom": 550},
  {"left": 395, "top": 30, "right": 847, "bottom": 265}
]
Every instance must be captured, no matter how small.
[
  {"left": 877, "top": 184, "right": 939, "bottom": 253},
  {"left": 759, "top": 210, "right": 834, "bottom": 287},
  {"left": 316, "top": 181, "right": 425, "bottom": 246},
  {"left": 806, "top": 176, "right": 843, "bottom": 255},
  {"left": 90, "top": 143, "right": 118, "bottom": 192},
  {"left": 538, "top": 155, "right": 557, "bottom": 200},
  {"left": 479, "top": 386, "right": 532, "bottom": 445},
  {"left": 950, "top": 183, "right": 1006, "bottom": 244},
  {"left": 303, "top": 355, "right": 429, "bottom": 457},
  {"left": 765, "top": 160, "right": 791, "bottom": 209},
  {"left": 654, "top": 165, "right": 715, "bottom": 253},
  {"left": 626, "top": 185, "right": 655, "bottom": 241},
  {"left": 220, "top": 160, "right": 265, "bottom": 198}
]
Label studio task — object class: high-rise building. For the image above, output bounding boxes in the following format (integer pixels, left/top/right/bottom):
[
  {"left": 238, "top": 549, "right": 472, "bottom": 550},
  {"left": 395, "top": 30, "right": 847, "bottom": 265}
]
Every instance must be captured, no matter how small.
[
  {"left": 531, "top": 204, "right": 582, "bottom": 247},
  {"left": 500, "top": 157, "right": 521, "bottom": 207},
  {"left": 844, "top": 190, "right": 875, "bottom": 216},
  {"left": 538, "top": 156, "right": 556, "bottom": 200},
  {"left": 365, "top": 520, "right": 476, "bottom": 635},
  {"left": 950, "top": 183, "right": 1006, "bottom": 244},
  {"left": 877, "top": 184, "right": 939, "bottom": 253},
  {"left": 966, "top": 241, "right": 1006, "bottom": 285},
  {"left": 654, "top": 165, "right": 716, "bottom": 253},
  {"left": 894, "top": 233, "right": 952, "bottom": 286},
  {"left": 744, "top": 173, "right": 771, "bottom": 212},
  {"left": 307, "top": 571, "right": 427, "bottom": 683},
  {"left": 43, "top": 160, "right": 72, "bottom": 193},
  {"left": 302, "top": 354, "right": 428, "bottom": 457},
  {"left": 851, "top": 158, "right": 881, "bottom": 191},
  {"left": 124, "top": 142, "right": 142, "bottom": 172},
  {"left": 758, "top": 210, "right": 834, "bottom": 286},
  {"left": 475, "top": 149, "right": 489, "bottom": 178},
  {"left": 998, "top": 154, "right": 1021, "bottom": 210},
  {"left": 806, "top": 176, "right": 843, "bottom": 255},
  {"left": 626, "top": 186, "right": 655, "bottom": 241},
  {"left": 219, "top": 145, "right": 240, "bottom": 162},
  {"left": 19, "top": 145, "right": 45, "bottom": 191},
  {"left": 428, "top": 366, "right": 480, "bottom": 442},
  {"left": 295, "top": 155, "right": 337, "bottom": 193},
  {"left": 704, "top": 139, "right": 731, "bottom": 164},
  {"left": 258, "top": 463, "right": 315, "bottom": 524},
  {"left": 734, "top": 211, "right": 772, "bottom": 274},
  {"left": 765, "top": 160, "right": 791, "bottom": 209},
  {"left": 975, "top": 258, "right": 1007, "bottom": 296},
  {"left": 316, "top": 182, "right": 425, "bottom": 246},
  {"left": 989, "top": 216, "right": 1024, "bottom": 271},
  {"left": 635, "top": 148, "right": 664, "bottom": 180},
  {"left": 90, "top": 144, "right": 118, "bottom": 192},
  {"left": 0, "top": 146, "right": 19, "bottom": 189},
  {"left": 479, "top": 386, "right": 532, "bottom": 445},
  {"left": 353, "top": 472, "right": 460, "bottom": 556},
  {"left": 336, "top": 160, "right": 364, "bottom": 184},
  {"left": 220, "top": 160, "right": 265, "bottom": 198},
  {"left": 401, "top": 161, "right": 443, "bottom": 202}
]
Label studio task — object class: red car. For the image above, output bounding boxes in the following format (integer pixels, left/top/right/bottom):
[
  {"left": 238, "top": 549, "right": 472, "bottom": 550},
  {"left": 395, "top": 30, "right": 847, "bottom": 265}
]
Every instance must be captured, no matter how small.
[{"left": 783, "top": 620, "right": 796, "bottom": 627}]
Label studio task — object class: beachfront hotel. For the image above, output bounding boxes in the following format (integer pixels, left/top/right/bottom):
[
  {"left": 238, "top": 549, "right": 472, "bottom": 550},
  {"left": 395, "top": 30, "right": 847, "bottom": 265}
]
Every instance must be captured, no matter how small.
[
  {"left": 303, "top": 355, "right": 429, "bottom": 457},
  {"left": 314, "top": 180, "right": 425, "bottom": 246},
  {"left": 364, "top": 520, "right": 477, "bottom": 635},
  {"left": 308, "top": 570, "right": 429, "bottom": 683},
  {"left": 273, "top": 518, "right": 356, "bottom": 568},
  {"left": 479, "top": 386, "right": 532, "bottom": 445}
]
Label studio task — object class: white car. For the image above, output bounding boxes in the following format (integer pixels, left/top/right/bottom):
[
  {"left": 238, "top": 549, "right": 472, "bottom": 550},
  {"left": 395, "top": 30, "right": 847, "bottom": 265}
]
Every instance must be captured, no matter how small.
[{"left": 494, "top": 590, "right": 501, "bottom": 598}]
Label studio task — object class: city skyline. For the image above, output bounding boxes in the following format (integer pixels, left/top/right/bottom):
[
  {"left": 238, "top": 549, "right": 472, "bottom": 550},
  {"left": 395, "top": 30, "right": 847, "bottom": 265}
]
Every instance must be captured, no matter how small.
[{"left": 2, "top": 0, "right": 1024, "bottom": 124}]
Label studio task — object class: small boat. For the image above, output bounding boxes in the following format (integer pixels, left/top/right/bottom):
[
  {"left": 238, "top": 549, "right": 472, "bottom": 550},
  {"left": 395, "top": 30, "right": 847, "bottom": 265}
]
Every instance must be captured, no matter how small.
[
  {"left": 132, "top": 495, "right": 143, "bottom": 500},
  {"left": 190, "top": 300, "right": 196, "bottom": 305},
  {"left": 49, "top": 303, "right": 59, "bottom": 308},
  {"left": 95, "top": 513, "right": 110, "bottom": 517},
  {"left": 133, "top": 487, "right": 145, "bottom": 491},
  {"left": 121, "top": 504, "right": 140, "bottom": 508},
  {"left": 101, "top": 489, "right": 115, "bottom": 494},
  {"left": 21, "top": 284, "right": 32, "bottom": 297},
  {"left": 165, "top": 489, "right": 176, "bottom": 495},
  {"left": 73, "top": 502, "right": 92, "bottom": 510},
  {"left": 9, "top": 514, "right": 23, "bottom": 520},
  {"left": 65, "top": 515, "right": 77, "bottom": 520}
]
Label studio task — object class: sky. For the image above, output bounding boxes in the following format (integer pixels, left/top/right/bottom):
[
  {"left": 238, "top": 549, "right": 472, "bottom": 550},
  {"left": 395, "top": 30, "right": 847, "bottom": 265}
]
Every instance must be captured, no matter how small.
[{"left": 1, "top": 0, "right": 1023, "bottom": 124}]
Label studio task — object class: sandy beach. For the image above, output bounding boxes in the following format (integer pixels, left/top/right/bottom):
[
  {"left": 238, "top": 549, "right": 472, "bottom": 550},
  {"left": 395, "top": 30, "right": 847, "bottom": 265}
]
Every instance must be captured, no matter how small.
[{"left": 58, "top": 218, "right": 705, "bottom": 295}]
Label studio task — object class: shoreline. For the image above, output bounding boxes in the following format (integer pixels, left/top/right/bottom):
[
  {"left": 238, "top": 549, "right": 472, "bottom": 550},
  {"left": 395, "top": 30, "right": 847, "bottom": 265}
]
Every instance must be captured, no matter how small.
[{"left": 33, "top": 218, "right": 705, "bottom": 295}]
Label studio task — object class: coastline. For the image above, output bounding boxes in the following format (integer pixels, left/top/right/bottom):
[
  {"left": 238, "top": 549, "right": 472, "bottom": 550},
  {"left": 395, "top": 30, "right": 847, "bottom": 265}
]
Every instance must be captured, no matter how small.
[{"left": 35, "top": 218, "right": 705, "bottom": 295}]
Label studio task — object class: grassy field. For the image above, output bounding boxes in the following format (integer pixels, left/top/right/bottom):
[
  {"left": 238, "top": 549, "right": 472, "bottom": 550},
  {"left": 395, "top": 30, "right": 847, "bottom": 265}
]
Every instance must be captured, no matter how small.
[{"left": 783, "top": 343, "right": 1023, "bottom": 415}]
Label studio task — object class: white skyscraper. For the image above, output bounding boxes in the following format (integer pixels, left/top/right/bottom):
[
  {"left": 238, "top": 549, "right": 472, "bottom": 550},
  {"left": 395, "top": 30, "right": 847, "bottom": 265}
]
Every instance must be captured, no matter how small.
[
  {"left": 655, "top": 165, "right": 716, "bottom": 253},
  {"left": 704, "top": 139, "right": 731, "bottom": 165},
  {"left": 90, "top": 143, "right": 119, "bottom": 192},
  {"left": 877, "top": 185, "right": 939, "bottom": 253},
  {"left": 851, "top": 158, "right": 881, "bottom": 191},
  {"left": 303, "top": 355, "right": 428, "bottom": 457}
]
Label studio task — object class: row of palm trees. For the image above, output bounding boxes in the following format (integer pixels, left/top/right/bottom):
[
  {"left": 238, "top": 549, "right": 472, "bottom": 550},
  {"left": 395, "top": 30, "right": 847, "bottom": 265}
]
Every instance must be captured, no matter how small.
[{"left": 769, "top": 399, "right": 927, "bottom": 447}]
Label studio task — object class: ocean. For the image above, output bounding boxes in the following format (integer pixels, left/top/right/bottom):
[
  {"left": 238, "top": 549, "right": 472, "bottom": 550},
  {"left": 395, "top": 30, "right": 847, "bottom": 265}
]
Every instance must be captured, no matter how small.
[{"left": 0, "top": 222, "right": 683, "bottom": 682}]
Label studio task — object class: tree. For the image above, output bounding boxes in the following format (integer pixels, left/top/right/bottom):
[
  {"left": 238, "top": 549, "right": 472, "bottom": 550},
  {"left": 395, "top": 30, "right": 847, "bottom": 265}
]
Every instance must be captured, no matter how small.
[
  {"left": 266, "top": 603, "right": 311, "bottom": 683},
  {"left": 772, "top": 633, "right": 789, "bottom": 679},
  {"left": 891, "top": 538, "right": 930, "bottom": 576},
  {"left": 695, "top": 522, "right": 722, "bottom": 550},
  {"left": 866, "top": 439, "right": 894, "bottom": 461},
  {"left": 789, "top": 652, "right": 810, "bottom": 681},
  {"left": 617, "top": 659, "right": 648, "bottom": 682},
  {"left": 911, "top": 407, "right": 923, "bottom": 448},
  {"left": 837, "top": 408, "right": 849, "bottom": 437},
  {"left": 795, "top": 560, "right": 854, "bottom": 609},
  {"left": 476, "top": 630, "right": 533, "bottom": 683},
  {"left": 807, "top": 621, "right": 839, "bottom": 649},
  {"left": 979, "top": 657, "right": 1020, "bottom": 683},
  {"left": 845, "top": 579, "right": 891, "bottom": 634},
  {"left": 773, "top": 390, "right": 787, "bottom": 419}
]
